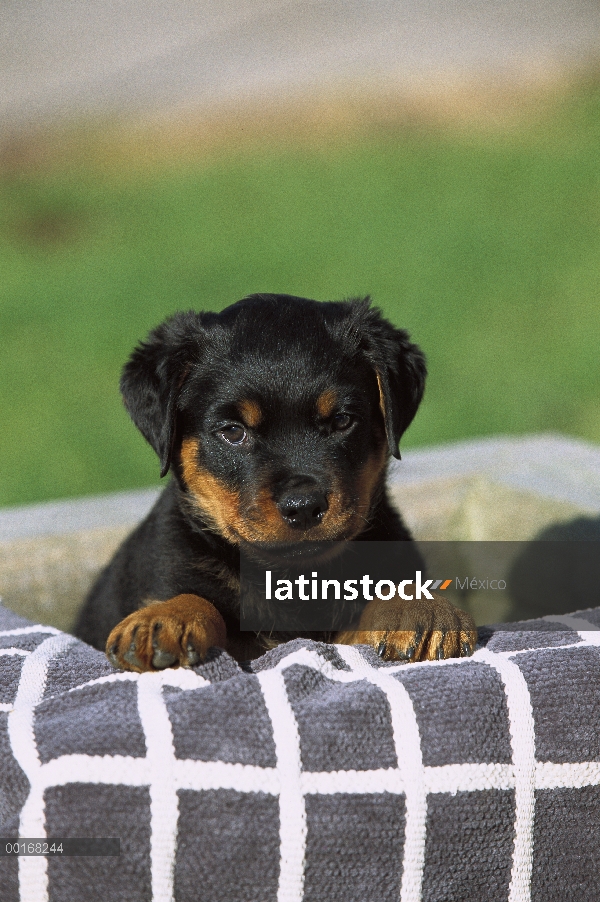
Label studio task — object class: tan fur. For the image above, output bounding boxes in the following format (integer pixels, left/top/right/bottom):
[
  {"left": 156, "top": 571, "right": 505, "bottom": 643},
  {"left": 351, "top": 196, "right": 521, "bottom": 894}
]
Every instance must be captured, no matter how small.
[
  {"left": 180, "top": 438, "right": 245, "bottom": 542},
  {"left": 316, "top": 389, "right": 338, "bottom": 418},
  {"left": 237, "top": 399, "right": 263, "bottom": 428},
  {"left": 180, "top": 434, "right": 387, "bottom": 545},
  {"left": 106, "top": 594, "right": 227, "bottom": 672},
  {"left": 336, "top": 591, "right": 477, "bottom": 661}
]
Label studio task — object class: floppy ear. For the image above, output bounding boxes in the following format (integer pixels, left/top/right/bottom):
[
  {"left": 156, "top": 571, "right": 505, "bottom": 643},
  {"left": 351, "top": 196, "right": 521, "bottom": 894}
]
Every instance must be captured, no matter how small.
[
  {"left": 120, "top": 312, "right": 204, "bottom": 477},
  {"left": 372, "top": 331, "right": 427, "bottom": 459},
  {"left": 341, "top": 298, "right": 427, "bottom": 459}
]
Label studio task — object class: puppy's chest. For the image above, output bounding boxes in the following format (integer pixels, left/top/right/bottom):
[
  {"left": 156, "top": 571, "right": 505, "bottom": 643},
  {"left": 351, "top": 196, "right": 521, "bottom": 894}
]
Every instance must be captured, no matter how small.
[{"left": 184, "top": 553, "right": 240, "bottom": 609}]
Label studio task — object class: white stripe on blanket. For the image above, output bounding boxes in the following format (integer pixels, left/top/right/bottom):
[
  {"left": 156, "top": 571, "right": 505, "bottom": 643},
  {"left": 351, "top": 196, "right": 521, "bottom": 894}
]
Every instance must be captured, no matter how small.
[
  {"left": 7, "top": 633, "right": 77, "bottom": 902},
  {"left": 258, "top": 670, "right": 307, "bottom": 902},
  {"left": 476, "top": 649, "right": 536, "bottom": 902},
  {"left": 335, "top": 644, "right": 427, "bottom": 902}
]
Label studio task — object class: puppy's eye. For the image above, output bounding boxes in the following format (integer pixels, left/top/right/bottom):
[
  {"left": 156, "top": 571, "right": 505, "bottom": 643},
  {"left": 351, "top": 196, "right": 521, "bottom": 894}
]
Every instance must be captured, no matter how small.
[
  {"left": 331, "top": 414, "right": 352, "bottom": 432},
  {"left": 220, "top": 425, "right": 247, "bottom": 445}
]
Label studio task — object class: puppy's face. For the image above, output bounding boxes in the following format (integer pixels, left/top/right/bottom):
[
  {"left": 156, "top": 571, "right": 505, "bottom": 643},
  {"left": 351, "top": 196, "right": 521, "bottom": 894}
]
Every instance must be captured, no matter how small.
[
  {"left": 121, "top": 295, "right": 426, "bottom": 548},
  {"left": 176, "top": 345, "right": 387, "bottom": 546}
]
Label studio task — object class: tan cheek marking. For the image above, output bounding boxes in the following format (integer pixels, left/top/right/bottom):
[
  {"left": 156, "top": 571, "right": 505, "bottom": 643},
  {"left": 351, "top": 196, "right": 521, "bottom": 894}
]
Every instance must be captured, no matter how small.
[
  {"left": 180, "top": 438, "right": 244, "bottom": 542},
  {"left": 316, "top": 477, "right": 353, "bottom": 539},
  {"left": 253, "top": 489, "right": 288, "bottom": 532},
  {"left": 181, "top": 438, "right": 301, "bottom": 543},
  {"left": 181, "top": 438, "right": 300, "bottom": 544},
  {"left": 317, "top": 435, "right": 387, "bottom": 540},
  {"left": 237, "top": 399, "right": 263, "bottom": 428},
  {"left": 316, "top": 389, "right": 338, "bottom": 418}
]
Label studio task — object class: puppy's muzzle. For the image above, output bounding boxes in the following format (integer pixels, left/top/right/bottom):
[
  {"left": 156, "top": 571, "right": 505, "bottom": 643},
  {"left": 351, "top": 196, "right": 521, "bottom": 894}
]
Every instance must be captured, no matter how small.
[{"left": 276, "top": 484, "right": 329, "bottom": 531}]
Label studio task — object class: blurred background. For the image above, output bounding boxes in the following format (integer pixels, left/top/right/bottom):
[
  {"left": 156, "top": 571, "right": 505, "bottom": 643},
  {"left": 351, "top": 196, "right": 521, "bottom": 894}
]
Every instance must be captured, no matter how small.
[{"left": 2, "top": 0, "right": 600, "bottom": 508}]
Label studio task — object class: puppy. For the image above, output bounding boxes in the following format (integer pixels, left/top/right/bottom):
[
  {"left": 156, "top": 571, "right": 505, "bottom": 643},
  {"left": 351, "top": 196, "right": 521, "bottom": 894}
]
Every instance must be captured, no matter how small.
[{"left": 75, "top": 294, "right": 476, "bottom": 669}]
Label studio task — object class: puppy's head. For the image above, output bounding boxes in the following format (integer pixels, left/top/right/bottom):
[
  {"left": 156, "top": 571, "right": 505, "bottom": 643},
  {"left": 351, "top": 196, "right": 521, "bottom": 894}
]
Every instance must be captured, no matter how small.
[{"left": 121, "top": 294, "right": 426, "bottom": 546}]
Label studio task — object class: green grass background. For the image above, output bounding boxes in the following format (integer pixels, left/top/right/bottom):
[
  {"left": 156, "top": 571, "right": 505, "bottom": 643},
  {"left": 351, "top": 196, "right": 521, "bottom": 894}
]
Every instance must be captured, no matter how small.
[{"left": 1, "top": 83, "right": 599, "bottom": 507}]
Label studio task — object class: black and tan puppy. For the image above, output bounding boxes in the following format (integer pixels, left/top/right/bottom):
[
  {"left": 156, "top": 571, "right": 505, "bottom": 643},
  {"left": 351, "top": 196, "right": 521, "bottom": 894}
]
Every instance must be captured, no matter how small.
[{"left": 75, "top": 294, "right": 476, "bottom": 670}]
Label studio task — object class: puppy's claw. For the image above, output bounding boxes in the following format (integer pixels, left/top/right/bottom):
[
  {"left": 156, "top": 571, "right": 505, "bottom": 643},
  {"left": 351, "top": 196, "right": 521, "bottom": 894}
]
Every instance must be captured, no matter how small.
[
  {"left": 186, "top": 643, "right": 201, "bottom": 666},
  {"left": 107, "top": 646, "right": 120, "bottom": 669},
  {"left": 149, "top": 622, "right": 178, "bottom": 668},
  {"left": 123, "top": 648, "right": 144, "bottom": 669},
  {"left": 377, "top": 641, "right": 387, "bottom": 658},
  {"left": 436, "top": 630, "right": 446, "bottom": 660},
  {"left": 152, "top": 649, "right": 178, "bottom": 669},
  {"left": 461, "top": 641, "right": 472, "bottom": 658},
  {"left": 397, "top": 644, "right": 415, "bottom": 661}
]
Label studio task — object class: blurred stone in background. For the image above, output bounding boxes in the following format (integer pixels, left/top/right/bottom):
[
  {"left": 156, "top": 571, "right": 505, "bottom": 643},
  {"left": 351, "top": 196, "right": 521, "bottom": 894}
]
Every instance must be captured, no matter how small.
[{"left": 2, "top": 435, "right": 599, "bottom": 631}]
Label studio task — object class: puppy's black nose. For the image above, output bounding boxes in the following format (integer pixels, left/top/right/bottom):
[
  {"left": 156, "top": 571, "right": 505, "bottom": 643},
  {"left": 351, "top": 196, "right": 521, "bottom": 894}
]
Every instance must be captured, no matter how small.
[{"left": 277, "top": 490, "right": 329, "bottom": 530}]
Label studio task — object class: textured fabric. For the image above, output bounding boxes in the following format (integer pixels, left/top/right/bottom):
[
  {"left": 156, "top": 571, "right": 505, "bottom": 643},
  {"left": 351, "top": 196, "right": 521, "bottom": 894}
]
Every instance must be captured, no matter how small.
[{"left": 1, "top": 601, "right": 600, "bottom": 901}]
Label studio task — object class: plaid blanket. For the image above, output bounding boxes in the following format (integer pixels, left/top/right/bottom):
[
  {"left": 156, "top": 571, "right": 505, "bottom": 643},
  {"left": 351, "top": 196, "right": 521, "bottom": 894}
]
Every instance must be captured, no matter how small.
[{"left": 1, "top": 601, "right": 600, "bottom": 902}]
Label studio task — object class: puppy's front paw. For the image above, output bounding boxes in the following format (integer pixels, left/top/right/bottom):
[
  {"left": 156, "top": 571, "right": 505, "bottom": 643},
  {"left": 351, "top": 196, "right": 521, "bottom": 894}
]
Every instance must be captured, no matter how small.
[
  {"left": 106, "top": 594, "right": 227, "bottom": 672},
  {"left": 336, "top": 593, "right": 476, "bottom": 663}
]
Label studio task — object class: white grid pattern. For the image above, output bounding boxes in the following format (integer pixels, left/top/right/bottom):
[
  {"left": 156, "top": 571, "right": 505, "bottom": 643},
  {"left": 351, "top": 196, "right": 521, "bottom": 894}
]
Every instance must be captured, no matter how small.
[{"left": 2, "top": 615, "right": 600, "bottom": 902}]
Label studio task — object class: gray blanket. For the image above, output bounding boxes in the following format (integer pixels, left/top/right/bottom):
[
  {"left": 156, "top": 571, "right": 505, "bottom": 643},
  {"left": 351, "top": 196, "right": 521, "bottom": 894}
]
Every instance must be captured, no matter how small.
[{"left": 1, "top": 600, "right": 600, "bottom": 902}]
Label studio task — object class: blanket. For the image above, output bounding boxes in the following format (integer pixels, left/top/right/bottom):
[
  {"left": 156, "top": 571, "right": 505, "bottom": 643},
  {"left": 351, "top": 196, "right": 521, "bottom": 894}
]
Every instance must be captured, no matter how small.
[{"left": 1, "top": 601, "right": 600, "bottom": 902}]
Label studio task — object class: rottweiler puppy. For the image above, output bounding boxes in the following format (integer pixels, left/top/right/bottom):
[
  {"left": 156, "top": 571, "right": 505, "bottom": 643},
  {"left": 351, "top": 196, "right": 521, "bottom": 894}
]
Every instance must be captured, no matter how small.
[{"left": 75, "top": 294, "right": 476, "bottom": 670}]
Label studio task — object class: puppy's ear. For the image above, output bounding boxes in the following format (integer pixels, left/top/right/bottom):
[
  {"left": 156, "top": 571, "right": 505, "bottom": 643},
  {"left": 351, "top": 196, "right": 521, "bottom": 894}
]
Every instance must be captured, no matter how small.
[
  {"left": 340, "top": 298, "right": 427, "bottom": 459},
  {"left": 120, "top": 312, "right": 204, "bottom": 477}
]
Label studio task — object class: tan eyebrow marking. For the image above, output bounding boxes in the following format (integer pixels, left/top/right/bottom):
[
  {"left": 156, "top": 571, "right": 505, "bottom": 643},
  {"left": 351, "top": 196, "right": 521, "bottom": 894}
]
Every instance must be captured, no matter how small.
[
  {"left": 316, "top": 390, "right": 338, "bottom": 418},
  {"left": 237, "top": 399, "right": 263, "bottom": 428}
]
